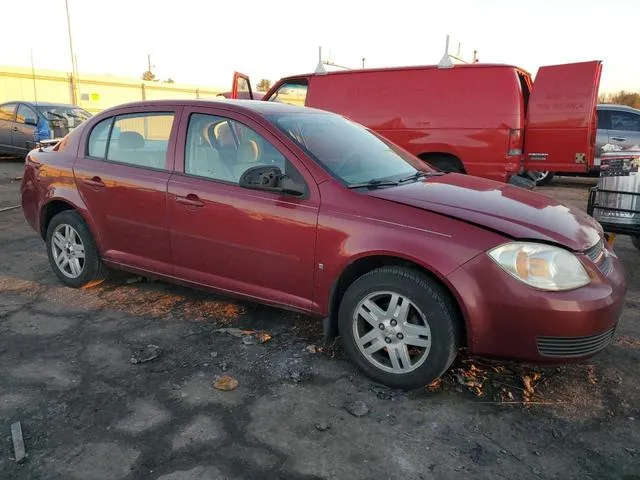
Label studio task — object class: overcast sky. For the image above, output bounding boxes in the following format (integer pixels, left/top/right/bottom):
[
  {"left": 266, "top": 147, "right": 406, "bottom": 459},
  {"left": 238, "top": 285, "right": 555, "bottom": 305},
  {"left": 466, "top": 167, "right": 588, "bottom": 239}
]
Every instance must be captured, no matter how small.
[{"left": 3, "top": 0, "right": 638, "bottom": 92}]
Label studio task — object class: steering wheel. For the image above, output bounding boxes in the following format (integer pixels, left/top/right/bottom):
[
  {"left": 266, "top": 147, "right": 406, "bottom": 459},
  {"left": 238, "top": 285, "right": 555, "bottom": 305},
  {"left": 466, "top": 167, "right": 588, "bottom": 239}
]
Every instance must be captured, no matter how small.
[{"left": 334, "top": 151, "right": 361, "bottom": 174}]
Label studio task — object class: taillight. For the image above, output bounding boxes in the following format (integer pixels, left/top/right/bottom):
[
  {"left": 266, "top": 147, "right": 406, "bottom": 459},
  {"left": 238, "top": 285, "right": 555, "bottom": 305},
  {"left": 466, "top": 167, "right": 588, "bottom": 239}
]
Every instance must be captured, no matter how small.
[{"left": 508, "top": 129, "right": 523, "bottom": 156}]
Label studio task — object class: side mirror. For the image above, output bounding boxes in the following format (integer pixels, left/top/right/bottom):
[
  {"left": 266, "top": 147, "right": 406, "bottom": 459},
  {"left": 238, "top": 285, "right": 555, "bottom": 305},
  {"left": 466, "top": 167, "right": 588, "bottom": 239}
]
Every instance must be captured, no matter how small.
[{"left": 239, "top": 165, "right": 305, "bottom": 196}]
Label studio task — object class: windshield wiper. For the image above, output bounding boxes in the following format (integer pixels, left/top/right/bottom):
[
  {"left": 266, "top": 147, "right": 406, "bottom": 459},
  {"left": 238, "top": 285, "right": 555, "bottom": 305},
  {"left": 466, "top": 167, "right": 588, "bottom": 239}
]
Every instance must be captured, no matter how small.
[
  {"left": 347, "top": 178, "right": 400, "bottom": 189},
  {"left": 398, "top": 171, "right": 446, "bottom": 183}
]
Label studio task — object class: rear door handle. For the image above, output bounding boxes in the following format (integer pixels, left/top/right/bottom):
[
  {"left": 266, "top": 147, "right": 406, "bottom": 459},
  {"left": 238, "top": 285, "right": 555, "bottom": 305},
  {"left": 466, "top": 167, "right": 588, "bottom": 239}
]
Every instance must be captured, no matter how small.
[
  {"left": 175, "top": 194, "right": 204, "bottom": 208},
  {"left": 611, "top": 137, "right": 627, "bottom": 142},
  {"left": 82, "top": 176, "right": 105, "bottom": 188}
]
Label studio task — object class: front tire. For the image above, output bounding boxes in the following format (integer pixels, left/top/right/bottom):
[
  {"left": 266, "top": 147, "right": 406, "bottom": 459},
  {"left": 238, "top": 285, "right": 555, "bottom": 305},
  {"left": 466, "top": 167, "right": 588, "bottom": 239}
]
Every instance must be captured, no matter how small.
[
  {"left": 338, "top": 266, "right": 460, "bottom": 389},
  {"left": 46, "top": 210, "right": 107, "bottom": 288}
]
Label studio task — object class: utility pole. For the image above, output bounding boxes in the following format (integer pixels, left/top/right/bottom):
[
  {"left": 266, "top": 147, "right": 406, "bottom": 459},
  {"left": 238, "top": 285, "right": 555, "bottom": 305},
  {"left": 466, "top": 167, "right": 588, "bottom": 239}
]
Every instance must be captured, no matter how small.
[
  {"left": 148, "top": 54, "right": 153, "bottom": 75},
  {"left": 362, "top": 58, "right": 366, "bottom": 69},
  {"left": 65, "top": 0, "right": 78, "bottom": 104}
]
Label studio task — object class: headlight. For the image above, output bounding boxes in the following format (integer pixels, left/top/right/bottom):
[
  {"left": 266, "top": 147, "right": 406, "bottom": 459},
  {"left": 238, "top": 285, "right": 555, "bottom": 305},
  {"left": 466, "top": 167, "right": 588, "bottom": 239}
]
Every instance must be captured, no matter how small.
[{"left": 488, "top": 242, "right": 590, "bottom": 291}]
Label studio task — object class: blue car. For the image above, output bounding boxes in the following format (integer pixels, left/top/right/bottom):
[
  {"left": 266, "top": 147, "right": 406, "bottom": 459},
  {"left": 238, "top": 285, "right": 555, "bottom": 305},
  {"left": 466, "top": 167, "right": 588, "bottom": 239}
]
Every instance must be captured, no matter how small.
[{"left": 0, "top": 101, "right": 92, "bottom": 157}]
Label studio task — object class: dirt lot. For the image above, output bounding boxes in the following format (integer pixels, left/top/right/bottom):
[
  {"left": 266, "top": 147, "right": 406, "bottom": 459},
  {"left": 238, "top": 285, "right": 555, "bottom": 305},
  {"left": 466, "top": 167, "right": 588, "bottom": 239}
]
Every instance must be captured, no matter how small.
[{"left": 1, "top": 159, "right": 639, "bottom": 480}]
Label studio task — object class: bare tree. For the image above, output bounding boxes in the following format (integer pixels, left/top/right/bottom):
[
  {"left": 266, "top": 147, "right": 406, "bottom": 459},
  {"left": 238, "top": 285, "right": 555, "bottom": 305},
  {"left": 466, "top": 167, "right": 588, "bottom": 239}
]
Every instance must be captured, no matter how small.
[{"left": 256, "top": 79, "right": 272, "bottom": 91}]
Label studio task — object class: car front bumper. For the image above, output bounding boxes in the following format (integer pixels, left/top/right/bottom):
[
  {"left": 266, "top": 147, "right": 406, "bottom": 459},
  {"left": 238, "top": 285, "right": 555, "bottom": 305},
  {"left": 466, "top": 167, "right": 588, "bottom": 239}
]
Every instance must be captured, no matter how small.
[{"left": 445, "top": 244, "right": 626, "bottom": 362}]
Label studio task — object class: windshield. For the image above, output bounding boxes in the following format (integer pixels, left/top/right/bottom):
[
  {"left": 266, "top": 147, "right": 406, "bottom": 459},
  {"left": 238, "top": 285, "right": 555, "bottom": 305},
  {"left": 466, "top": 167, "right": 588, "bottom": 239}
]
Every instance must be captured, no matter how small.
[
  {"left": 37, "top": 106, "right": 92, "bottom": 129},
  {"left": 267, "top": 112, "right": 433, "bottom": 185}
]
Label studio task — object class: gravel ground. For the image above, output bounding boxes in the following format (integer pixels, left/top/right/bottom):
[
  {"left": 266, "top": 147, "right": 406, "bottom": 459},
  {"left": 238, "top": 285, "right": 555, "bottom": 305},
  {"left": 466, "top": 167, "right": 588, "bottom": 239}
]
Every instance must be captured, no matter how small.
[{"left": 1, "top": 159, "right": 639, "bottom": 480}]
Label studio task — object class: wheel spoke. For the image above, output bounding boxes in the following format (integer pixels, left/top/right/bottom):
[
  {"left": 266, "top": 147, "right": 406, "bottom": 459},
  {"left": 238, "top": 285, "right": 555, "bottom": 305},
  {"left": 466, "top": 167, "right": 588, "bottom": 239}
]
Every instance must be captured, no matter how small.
[
  {"left": 387, "top": 345, "right": 402, "bottom": 371},
  {"left": 404, "top": 323, "right": 430, "bottom": 338},
  {"left": 53, "top": 232, "right": 66, "bottom": 249},
  {"left": 397, "top": 343, "right": 412, "bottom": 370},
  {"left": 358, "top": 299, "right": 386, "bottom": 327},
  {"left": 404, "top": 336, "right": 430, "bottom": 348},
  {"left": 64, "top": 225, "right": 72, "bottom": 242},
  {"left": 390, "top": 295, "right": 410, "bottom": 322},
  {"left": 363, "top": 338, "right": 385, "bottom": 355},
  {"left": 55, "top": 251, "right": 67, "bottom": 268},
  {"left": 358, "top": 329, "right": 380, "bottom": 348},
  {"left": 70, "top": 258, "right": 82, "bottom": 277}
]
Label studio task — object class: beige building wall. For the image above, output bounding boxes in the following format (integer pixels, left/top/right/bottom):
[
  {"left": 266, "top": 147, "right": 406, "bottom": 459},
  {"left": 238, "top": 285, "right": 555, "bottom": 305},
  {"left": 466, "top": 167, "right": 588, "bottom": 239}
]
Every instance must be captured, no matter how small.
[{"left": 0, "top": 65, "right": 226, "bottom": 114}]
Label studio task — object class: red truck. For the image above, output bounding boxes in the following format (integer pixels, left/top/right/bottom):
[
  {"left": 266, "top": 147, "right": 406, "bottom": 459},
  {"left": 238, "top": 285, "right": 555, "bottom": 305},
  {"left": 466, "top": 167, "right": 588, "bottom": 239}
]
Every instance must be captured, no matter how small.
[{"left": 231, "top": 60, "right": 602, "bottom": 185}]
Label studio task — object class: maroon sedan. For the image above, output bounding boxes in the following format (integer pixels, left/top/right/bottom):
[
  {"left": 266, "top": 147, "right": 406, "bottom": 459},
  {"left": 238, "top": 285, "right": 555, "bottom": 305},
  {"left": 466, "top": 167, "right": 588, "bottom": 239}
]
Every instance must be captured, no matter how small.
[{"left": 20, "top": 99, "right": 626, "bottom": 389}]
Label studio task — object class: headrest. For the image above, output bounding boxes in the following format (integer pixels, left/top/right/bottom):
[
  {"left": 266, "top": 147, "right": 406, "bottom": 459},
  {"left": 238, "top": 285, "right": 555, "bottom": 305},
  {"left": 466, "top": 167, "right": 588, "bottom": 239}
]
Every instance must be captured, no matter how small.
[
  {"left": 118, "top": 131, "right": 144, "bottom": 150},
  {"left": 237, "top": 140, "right": 259, "bottom": 164}
]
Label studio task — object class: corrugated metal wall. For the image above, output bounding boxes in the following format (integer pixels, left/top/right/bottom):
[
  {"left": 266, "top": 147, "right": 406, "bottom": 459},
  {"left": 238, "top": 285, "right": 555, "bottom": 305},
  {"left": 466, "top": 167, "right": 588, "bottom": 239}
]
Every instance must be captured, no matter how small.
[{"left": 0, "top": 66, "right": 226, "bottom": 113}]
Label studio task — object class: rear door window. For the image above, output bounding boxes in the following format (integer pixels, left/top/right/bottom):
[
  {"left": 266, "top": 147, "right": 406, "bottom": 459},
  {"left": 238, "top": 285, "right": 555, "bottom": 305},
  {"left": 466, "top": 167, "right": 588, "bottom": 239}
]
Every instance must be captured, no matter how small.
[
  {"left": 106, "top": 113, "right": 175, "bottom": 169},
  {"left": 0, "top": 103, "right": 16, "bottom": 122},
  {"left": 87, "top": 117, "right": 114, "bottom": 158}
]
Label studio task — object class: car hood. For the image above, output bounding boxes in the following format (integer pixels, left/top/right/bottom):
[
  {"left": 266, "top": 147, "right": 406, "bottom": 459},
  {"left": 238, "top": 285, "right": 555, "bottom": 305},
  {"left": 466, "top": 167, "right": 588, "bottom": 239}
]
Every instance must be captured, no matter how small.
[{"left": 367, "top": 173, "right": 602, "bottom": 252}]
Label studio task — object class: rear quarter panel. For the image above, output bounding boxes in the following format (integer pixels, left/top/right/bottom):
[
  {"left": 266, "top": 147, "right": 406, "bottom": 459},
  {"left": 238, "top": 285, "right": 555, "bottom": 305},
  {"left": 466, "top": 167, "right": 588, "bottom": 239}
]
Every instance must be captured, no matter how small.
[
  {"left": 21, "top": 126, "right": 101, "bottom": 247},
  {"left": 306, "top": 67, "right": 524, "bottom": 182}
]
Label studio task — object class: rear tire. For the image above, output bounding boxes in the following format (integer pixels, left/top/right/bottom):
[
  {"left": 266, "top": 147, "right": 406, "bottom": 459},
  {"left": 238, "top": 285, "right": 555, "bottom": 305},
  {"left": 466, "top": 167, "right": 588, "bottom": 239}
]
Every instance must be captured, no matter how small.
[
  {"left": 532, "top": 171, "right": 554, "bottom": 186},
  {"left": 420, "top": 154, "right": 464, "bottom": 173},
  {"left": 46, "top": 210, "right": 107, "bottom": 288},
  {"left": 338, "top": 266, "right": 460, "bottom": 389}
]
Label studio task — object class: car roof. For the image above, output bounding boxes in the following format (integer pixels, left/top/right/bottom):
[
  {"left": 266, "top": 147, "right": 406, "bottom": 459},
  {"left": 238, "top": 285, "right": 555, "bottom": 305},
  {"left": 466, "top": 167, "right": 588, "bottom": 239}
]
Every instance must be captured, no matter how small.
[
  {"left": 0, "top": 101, "right": 81, "bottom": 108},
  {"left": 98, "top": 99, "right": 332, "bottom": 117},
  {"left": 598, "top": 103, "right": 640, "bottom": 114},
  {"left": 277, "top": 62, "right": 527, "bottom": 82}
]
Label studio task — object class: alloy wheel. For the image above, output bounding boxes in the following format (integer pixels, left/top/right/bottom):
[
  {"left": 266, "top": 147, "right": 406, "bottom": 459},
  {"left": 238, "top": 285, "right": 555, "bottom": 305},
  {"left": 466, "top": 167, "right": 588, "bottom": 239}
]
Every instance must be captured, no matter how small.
[
  {"left": 51, "top": 223, "right": 86, "bottom": 279},
  {"left": 352, "top": 291, "right": 432, "bottom": 374}
]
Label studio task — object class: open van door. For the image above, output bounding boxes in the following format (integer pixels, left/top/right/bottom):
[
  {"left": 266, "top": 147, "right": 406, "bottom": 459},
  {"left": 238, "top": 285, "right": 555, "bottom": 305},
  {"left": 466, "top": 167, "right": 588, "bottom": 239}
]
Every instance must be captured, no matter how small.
[
  {"left": 524, "top": 60, "right": 602, "bottom": 174},
  {"left": 231, "top": 72, "right": 254, "bottom": 100}
]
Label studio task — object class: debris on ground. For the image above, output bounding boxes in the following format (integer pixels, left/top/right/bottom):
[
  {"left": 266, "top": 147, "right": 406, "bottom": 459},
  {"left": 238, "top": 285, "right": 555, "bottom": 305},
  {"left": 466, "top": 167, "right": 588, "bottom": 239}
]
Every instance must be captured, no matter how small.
[
  {"left": 255, "top": 332, "right": 271, "bottom": 344},
  {"left": 289, "top": 371, "right": 302, "bottom": 383},
  {"left": 125, "top": 276, "right": 144, "bottom": 285},
  {"left": 586, "top": 365, "right": 598, "bottom": 385},
  {"left": 219, "top": 361, "right": 228, "bottom": 371},
  {"left": 425, "top": 357, "right": 552, "bottom": 405},
  {"left": 11, "top": 421, "right": 26, "bottom": 463},
  {"left": 130, "top": 344, "right": 162, "bottom": 364},
  {"left": 214, "top": 375, "right": 239, "bottom": 391},
  {"left": 522, "top": 372, "right": 543, "bottom": 402},
  {"left": 216, "top": 328, "right": 272, "bottom": 345},
  {"left": 345, "top": 400, "right": 370, "bottom": 417},
  {"left": 14, "top": 176, "right": 23, "bottom": 181},
  {"left": 306, "top": 344, "right": 324, "bottom": 353},
  {"left": 426, "top": 378, "right": 442, "bottom": 391},
  {"left": 315, "top": 422, "right": 330, "bottom": 431},
  {"left": 210, "top": 351, "right": 219, "bottom": 358},
  {"left": 242, "top": 336, "right": 258, "bottom": 345}
]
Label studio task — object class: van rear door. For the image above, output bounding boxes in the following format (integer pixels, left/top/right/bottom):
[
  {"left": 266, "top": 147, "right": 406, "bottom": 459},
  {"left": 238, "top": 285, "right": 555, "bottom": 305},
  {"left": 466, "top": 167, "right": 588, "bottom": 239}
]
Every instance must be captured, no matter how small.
[
  {"left": 524, "top": 61, "right": 602, "bottom": 173},
  {"left": 231, "top": 72, "right": 254, "bottom": 100}
]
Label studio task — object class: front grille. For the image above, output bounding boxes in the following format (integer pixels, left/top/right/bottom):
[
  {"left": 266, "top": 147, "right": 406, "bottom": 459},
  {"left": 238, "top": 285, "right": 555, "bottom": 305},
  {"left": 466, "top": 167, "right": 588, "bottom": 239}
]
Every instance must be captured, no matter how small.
[
  {"left": 537, "top": 328, "right": 615, "bottom": 358},
  {"left": 583, "top": 240, "right": 612, "bottom": 276}
]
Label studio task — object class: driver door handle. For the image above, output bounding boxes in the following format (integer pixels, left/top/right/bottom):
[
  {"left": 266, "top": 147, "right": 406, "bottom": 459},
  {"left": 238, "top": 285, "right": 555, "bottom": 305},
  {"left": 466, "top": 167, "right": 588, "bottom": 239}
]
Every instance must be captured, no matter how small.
[
  {"left": 611, "top": 137, "right": 627, "bottom": 142},
  {"left": 82, "top": 176, "right": 105, "bottom": 188},
  {"left": 175, "top": 193, "right": 204, "bottom": 208}
]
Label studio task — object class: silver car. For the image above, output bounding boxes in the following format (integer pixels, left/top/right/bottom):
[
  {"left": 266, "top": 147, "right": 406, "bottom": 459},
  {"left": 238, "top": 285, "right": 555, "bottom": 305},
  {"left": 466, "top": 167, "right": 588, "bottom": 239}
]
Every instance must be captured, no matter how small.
[{"left": 596, "top": 104, "right": 640, "bottom": 166}]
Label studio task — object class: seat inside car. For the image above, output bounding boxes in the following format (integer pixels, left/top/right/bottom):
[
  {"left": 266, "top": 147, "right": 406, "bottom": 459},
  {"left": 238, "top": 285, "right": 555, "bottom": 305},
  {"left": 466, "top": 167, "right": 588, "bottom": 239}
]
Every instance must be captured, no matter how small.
[{"left": 186, "top": 121, "right": 234, "bottom": 181}]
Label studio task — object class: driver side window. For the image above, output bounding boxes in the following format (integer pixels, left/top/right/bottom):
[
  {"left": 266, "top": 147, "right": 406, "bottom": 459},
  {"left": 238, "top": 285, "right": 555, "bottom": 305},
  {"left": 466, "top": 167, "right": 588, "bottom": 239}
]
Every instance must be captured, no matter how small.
[{"left": 184, "top": 113, "right": 307, "bottom": 192}]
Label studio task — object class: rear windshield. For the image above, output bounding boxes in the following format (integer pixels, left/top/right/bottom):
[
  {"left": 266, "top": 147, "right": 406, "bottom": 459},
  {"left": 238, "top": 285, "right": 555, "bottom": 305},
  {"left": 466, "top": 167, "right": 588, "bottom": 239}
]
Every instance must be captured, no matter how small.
[
  {"left": 38, "top": 106, "right": 92, "bottom": 129},
  {"left": 267, "top": 112, "right": 431, "bottom": 185}
]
